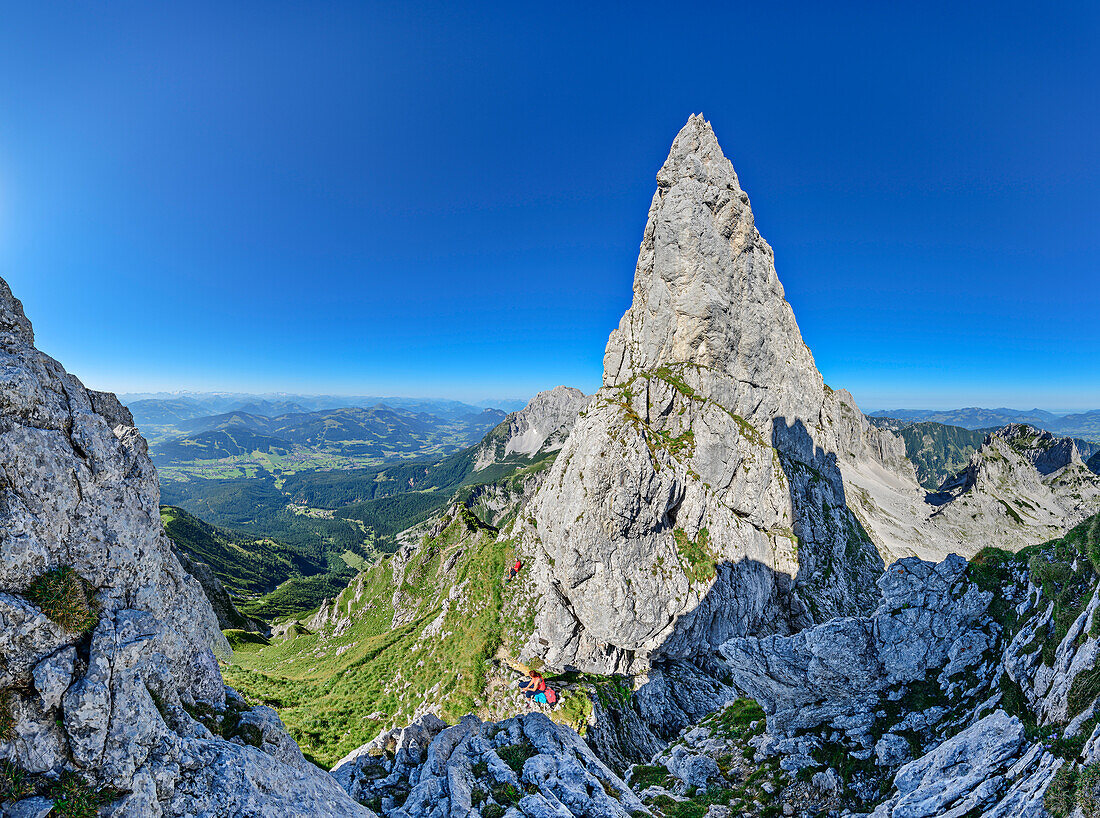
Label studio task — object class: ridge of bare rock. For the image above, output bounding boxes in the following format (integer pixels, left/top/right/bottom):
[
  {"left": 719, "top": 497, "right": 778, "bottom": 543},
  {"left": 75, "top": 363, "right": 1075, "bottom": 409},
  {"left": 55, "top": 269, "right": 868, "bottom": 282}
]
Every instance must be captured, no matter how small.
[{"left": 0, "top": 274, "right": 373, "bottom": 817}]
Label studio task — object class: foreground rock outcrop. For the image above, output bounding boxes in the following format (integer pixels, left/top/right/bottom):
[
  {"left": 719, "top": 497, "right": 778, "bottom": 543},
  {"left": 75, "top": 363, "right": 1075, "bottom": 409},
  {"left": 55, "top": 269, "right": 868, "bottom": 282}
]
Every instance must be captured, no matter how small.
[
  {"left": 332, "top": 712, "right": 647, "bottom": 818},
  {"left": 0, "top": 277, "right": 372, "bottom": 816},
  {"left": 695, "top": 514, "right": 1100, "bottom": 815}
]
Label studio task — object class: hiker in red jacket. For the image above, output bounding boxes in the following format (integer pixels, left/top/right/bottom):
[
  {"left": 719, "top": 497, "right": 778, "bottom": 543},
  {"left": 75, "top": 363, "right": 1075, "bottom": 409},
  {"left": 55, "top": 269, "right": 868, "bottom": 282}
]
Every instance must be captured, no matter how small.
[
  {"left": 505, "top": 558, "right": 522, "bottom": 583},
  {"left": 519, "top": 670, "right": 557, "bottom": 706}
]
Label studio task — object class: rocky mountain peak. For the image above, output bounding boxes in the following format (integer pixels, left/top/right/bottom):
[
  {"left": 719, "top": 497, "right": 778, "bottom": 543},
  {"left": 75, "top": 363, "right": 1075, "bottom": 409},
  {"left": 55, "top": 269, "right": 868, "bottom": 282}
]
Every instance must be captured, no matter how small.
[
  {"left": 502, "top": 385, "right": 590, "bottom": 458},
  {"left": 655, "top": 113, "right": 740, "bottom": 190},
  {"left": 473, "top": 385, "right": 590, "bottom": 471},
  {"left": 513, "top": 119, "right": 893, "bottom": 675},
  {"left": 992, "top": 422, "right": 1087, "bottom": 474},
  {"left": 0, "top": 277, "right": 34, "bottom": 343},
  {"left": 602, "top": 115, "right": 823, "bottom": 427}
]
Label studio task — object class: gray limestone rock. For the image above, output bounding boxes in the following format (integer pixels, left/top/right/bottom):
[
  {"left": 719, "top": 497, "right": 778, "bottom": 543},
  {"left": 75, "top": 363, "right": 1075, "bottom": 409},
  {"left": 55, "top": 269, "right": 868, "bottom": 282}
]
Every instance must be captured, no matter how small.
[
  {"left": 515, "top": 115, "right": 891, "bottom": 675},
  {"left": 172, "top": 547, "right": 259, "bottom": 633},
  {"left": 870, "top": 711, "right": 1058, "bottom": 818},
  {"left": 925, "top": 424, "right": 1100, "bottom": 551},
  {"left": 2, "top": 797, "right": 55, "bottom": 818},
  {"left": 31, "top": 646, "right": 76, "bottom": 711},
  {"left": 507, "top": 116, "right": 1096, "bottom": 681},
  {"left": 664, "top": 746, "right": 720, "bottom": 789},
  {"left": 719, "top": 554, "right": 992, "bottom": 741},
  {"left": 474, "top": 386, "right": 592, "bottom": 471},
  {"left": 165, "top": 737, "right": 376, "bottom": 818},
  {"left": 333, "top": 713, "right": 646, "bottom": 818},
  {"left": 0, "top": 274, "right": 372, "bottom": 815},
  {"left": 874, "top": 733, "right": 911, "bottom": 768},
  {"left": 331, "top": 713, "right": 450, "bottom": 804}
]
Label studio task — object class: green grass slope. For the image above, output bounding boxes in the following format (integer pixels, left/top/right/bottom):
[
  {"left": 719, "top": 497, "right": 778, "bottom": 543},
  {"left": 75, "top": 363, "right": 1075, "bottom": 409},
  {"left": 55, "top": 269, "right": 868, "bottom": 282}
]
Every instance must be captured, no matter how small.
[
  {"left": 161, "top": 505, "right": 307, "bottom": 596},
  {"left": 223, "top": 507, "right": 538, "bottom": 766},
  {"left": 161, "top": 502, "right": 362, "bottom": 621}
]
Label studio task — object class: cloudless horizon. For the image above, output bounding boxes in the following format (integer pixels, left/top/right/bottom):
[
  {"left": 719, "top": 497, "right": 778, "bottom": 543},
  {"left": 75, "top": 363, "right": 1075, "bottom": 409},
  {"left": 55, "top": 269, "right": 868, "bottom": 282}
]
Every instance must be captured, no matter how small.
[{"left": 1, "top": 2, "right": 1097, "bottom": 411}]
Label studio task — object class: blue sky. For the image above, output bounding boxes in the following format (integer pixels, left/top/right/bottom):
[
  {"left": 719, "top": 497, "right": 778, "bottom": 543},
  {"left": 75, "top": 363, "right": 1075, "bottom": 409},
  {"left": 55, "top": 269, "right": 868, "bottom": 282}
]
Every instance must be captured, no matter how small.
[{"left": 0, "top": 2, "right": 1097, "bottom": 410}]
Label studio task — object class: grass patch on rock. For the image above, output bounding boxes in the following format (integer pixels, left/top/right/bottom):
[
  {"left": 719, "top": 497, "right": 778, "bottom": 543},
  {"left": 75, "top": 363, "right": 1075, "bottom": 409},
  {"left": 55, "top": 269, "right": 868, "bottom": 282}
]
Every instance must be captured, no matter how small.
[
  {"left": 25, "top": 566, "right": 99, "bottom": 634},
  {"left": 0, "top": 689, "right": 15, "bottom": 741},
  {"left": 673, "top": 527, "right": 716, "bottom": 585},
  {"left": 629, "top": 763, "right": 671, "bottom": 790},
  {"left": 551, "top": 687, "right": 594, "bottom": 735},
  {"left": 1046, "top": 762, "right": 1100, "bottom": 818},
  {"left": 0, "top": 759, "right": 34, "bottom": 802},
  {"left": 702, "top": 698, "right": 766, "bottom": 742},
  {"left": 46, "top": 771, "right": 121, "bottom": 818},
  {"left": 497, "top": 742, "right": 539, "bottom": 776}
]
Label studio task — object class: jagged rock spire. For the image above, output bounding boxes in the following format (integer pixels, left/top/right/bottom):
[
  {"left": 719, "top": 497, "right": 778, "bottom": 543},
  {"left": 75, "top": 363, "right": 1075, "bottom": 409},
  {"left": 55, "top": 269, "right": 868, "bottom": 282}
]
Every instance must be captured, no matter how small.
[{"left": 603, "top": 114, "right": 823, "bottom": 427}]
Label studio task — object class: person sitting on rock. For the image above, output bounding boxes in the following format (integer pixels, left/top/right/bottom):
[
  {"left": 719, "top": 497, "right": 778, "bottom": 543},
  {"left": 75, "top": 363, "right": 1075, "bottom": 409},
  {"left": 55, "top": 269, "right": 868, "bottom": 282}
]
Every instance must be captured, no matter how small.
[
  {"left": 519, "top": 670, "right": 557, "bottom": 706},
  {"left": 519, "top": 670, "right": 543, "bottom": 699},
  {"left": 504, "top": 558, "right": 522, "bottom": 582}
]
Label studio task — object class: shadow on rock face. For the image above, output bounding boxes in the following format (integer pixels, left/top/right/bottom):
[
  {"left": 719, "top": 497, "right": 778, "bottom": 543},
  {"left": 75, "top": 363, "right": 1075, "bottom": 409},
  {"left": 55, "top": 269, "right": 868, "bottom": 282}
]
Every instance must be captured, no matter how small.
[{"left": 772, "top": 417, "right": 885, "bottom": 623}]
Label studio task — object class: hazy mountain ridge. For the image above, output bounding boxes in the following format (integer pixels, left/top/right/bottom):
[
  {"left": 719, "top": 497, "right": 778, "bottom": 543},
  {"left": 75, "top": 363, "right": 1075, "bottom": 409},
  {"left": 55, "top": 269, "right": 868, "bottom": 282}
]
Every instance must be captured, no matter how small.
[
  {"left": 161, "top": 386, "right": 589, "bottom": 590},
  {"left": 125, "top": 392, "right": 525, "bottom": 425},
  {"left": 151, "top": 404, "right": 505, "bottom": 466},
  {"left": 873, "top": 407, "right": 1100, "bottom": 438}
]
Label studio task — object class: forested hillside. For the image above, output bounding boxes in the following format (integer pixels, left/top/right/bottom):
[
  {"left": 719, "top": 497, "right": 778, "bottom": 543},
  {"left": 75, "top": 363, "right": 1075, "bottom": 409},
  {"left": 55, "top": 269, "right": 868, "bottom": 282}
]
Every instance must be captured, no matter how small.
[{"left": 868, "top": 419, "right": 987, "bottom": 489}]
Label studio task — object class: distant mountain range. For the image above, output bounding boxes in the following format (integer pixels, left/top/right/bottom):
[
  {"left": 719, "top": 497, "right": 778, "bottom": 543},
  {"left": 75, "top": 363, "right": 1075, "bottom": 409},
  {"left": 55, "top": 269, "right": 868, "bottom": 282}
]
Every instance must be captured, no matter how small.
[
  {"left": 149, "top": 404, "right": 506, "bottom": 465},
  {"left": 870, "top": 407, "right": 1100, "bottom": 438},
  {"left": 121, "top": 392, "right": 529, "bottom": 426}
]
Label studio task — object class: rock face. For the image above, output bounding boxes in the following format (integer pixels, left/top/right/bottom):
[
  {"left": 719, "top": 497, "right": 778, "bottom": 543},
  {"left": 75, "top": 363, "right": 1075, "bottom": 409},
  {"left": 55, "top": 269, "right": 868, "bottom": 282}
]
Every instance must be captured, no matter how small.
[
  {"left": 704, "top": 516, "right": 1100, "bottom": 815},
  {"left": 0, "top": 276, "right": 371, "bottom": 816},
  {"left": 332, "top": 712, "right": 647, "bottom": 818},
  {"left": 720, "top": 554, "right": 995, "bottom": 747},
  {"left": 512, "top": 115, "right": 909, "bottom": 675},
  {"left": 172, "top": 547, "right": 260, "bottom": 633},
  {"left": 601, "top": 115, "right": 823, "bottom": 424},
  {"left": 509, "top": 116, "right": 1100, "bottom": 676},
  {"left": 473, "top": 386, "right": 591, "bottom": 471},
  {"left": 929, "top": 424, "right": 1100, "bottom": 546},
  {"left": 869, "top": 711, "right": 1061, "bottom": 818}
]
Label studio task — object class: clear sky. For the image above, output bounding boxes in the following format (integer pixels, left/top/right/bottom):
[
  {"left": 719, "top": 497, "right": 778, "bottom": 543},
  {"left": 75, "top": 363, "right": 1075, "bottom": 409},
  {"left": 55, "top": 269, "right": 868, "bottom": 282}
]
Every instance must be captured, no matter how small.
[{"left": 1, "top": 2, "right": 1097, "bottom": 410}]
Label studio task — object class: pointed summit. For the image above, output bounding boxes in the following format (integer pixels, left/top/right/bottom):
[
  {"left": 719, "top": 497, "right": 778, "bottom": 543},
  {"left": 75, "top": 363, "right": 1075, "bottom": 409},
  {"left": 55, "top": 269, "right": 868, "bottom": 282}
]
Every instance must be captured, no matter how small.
[
  {"left": 509, "top": 120, "right": 894, "bottom": 676},
  {"left": 603, "top": 115, "right": 823, "bottom": 427},
  {"left": 656, "top": 113, "right": 741, "bottom": 191}
]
